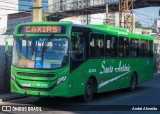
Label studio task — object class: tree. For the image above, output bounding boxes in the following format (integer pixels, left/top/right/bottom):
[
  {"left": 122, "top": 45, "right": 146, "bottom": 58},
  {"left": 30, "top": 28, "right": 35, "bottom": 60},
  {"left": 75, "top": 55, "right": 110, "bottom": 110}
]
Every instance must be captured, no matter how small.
[
  {"left": 143, "top": 27, "right": 157, "bottom": 33},
  {"left": 135, "top": 21, "right": 157, "bottom": 33},
  {"left": 135, "top": 21, "right": 142, "bottom": 28},
  {"left": 42, "top": 11, "right": 47, "bottom": 21}
]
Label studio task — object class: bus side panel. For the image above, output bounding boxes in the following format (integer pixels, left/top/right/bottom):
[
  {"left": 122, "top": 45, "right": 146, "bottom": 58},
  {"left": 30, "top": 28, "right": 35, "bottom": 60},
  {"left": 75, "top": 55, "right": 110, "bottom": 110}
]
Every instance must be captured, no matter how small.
[
  {"left": 68, "top": 63, "right": 86, "bottom": 97},
  {"left": 138, "top": 58, "right": 154, "bottom": 85},
  {"left": 96, "top": 58, "right": 153, "bottom": 93},
  {"left": 97, "top": 58, "right": 134, "bottom": 93},
  {"left": 68, "top": 59, "right": 104, "bottom": 97}
]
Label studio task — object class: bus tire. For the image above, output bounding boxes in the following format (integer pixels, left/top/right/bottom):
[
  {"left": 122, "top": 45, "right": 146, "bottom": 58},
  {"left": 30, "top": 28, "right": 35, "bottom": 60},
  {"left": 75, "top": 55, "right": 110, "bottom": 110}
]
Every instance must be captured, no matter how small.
[
  {"left": 82, "top": 79, "right": 94, "bottom": 102},
  {"left": 39, "top": 96, "right": 50, "bottom": 100},
  {"left": 130, "top": 73, "right": 137, "bottom": 91}
]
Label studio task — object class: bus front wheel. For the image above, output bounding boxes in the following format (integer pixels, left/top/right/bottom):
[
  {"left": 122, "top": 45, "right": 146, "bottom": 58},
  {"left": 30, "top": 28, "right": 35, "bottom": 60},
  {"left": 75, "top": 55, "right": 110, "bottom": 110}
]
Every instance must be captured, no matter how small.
[
  {"left": 82, "top": 79, "right": 94, "bottom": 102},
  {"left": 130, "top": 73, "right": 137, "bottom": 91}
]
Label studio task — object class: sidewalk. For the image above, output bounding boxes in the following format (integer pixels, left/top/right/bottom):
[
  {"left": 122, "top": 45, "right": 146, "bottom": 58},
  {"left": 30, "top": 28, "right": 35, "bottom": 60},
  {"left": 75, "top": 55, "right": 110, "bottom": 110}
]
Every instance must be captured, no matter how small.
[{"left": 0, "top": 93, "right": 27, "bottom": 102}]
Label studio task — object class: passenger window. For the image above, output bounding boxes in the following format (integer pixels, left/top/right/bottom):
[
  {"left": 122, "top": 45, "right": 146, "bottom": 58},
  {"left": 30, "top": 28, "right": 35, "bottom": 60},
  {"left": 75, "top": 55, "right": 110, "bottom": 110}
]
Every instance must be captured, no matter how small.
[
  {"left": 119, "top": 37, "right": 129, "bottom": 57},
  {"left": 140, "top": 40, "right": 148, "bottom": 57},
  {"left": 105, "top": 36, "right": 117, "bottom": 57},
  {"left": 89, "top": 33, "right": 104, "bottom": 58},
  {"left": 130, "top": 39, "right": 139, "bottom": 57},
  {"left": 72, "top": 37, "right": 85, "bottom": 60},
  {"left": 149, "top": 40, "right": 153, "bottom": 57}
]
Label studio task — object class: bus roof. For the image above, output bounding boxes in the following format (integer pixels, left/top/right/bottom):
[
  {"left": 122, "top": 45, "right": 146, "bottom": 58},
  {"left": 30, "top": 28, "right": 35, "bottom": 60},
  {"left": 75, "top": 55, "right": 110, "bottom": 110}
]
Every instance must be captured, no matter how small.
[
  {"left": 16, "top": 21, "right": 73, "bottom": 26},
  {"left": 14, "top": 21, "right": 154, "bottom": 40},
  {"left": 88, "top": 24, "right": 154, "bottom": 40}
]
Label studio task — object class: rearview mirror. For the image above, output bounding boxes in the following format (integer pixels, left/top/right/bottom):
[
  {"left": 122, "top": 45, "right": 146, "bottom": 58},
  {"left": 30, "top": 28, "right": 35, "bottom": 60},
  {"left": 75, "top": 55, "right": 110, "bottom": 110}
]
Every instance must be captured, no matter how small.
[{"left": 5, "top": 41, "right": 8, "bottom": 54}]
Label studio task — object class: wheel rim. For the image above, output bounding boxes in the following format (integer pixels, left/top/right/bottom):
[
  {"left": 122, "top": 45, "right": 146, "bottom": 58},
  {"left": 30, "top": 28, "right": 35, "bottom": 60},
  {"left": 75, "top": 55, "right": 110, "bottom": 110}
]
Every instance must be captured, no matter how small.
[
  {"left": 86, "top": 84, "right": 92, "bottom": 96},
  {"left": 84, "top": 80, "right": 93, "bottom": 102}
]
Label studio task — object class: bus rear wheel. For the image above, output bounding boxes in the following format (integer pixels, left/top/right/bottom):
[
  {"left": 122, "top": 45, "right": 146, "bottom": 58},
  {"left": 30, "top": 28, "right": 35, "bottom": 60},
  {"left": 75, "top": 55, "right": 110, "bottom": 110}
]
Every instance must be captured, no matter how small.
[
  {"left": 39, "top": 96, "right": 50, "bottom": 100},
  {"left": 130, "top": 73, "right": 137, "bottom": 91},
  {"left": 82, "top": 79, "right": 94, "bottom": 102}
]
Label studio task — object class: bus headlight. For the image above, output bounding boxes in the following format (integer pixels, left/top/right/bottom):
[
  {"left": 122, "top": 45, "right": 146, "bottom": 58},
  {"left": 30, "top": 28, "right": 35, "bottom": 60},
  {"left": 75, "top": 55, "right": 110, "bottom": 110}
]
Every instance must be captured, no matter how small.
[
  {"left": 57, "top": 76, "right": 66, "bottom": 85},
  {"left": 11, "top": 74, "right": 16, "bottom": 81}
]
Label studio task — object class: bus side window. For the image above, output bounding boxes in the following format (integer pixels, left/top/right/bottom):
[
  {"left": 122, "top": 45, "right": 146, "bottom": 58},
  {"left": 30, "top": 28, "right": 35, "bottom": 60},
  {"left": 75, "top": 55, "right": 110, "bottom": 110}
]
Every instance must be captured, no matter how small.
[
  {"left": 105, "top": 36, "right": 117, "bottom": 57},
  {"left": 140, "top": 39, "right": 148, "bottom": 57},
  {"left": 89, "top": 33, "right": 104, "bottom": 58},
  {"left": 149, "top": 40, "right": 153, "bottom": 57},
  {"left": 119, "top": 37, "right": 129, "bottom": 57},
  {"left": 72, "top": 38, "right": 85, "bottom": 60},
  {"left": 89, "top": 38, "right": 95, "bottom": 57},
  {"left": 130, "top": 38, "right": 139, "bottom": 57}
]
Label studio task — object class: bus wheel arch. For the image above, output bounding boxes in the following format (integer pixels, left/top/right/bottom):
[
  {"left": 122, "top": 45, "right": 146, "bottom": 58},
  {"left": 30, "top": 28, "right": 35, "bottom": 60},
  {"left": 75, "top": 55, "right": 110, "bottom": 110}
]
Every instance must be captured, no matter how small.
[
  {"left": 130, "top": 71, "right": 138, "bottom": 91},
  {"left": 133, "top": 71, "right": 138, "bottom": 85},
  {"left": 81, "top": 78, "right": 94, "bottom": 102},
  {"left": 80, "top": 76, "right": 97, "bottom": 102}
]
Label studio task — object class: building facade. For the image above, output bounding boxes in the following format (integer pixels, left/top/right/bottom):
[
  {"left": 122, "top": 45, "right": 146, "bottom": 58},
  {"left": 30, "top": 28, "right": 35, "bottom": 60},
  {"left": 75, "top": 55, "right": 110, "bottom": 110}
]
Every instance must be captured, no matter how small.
[
  {"left": 0, "top": 0, "right": 18, "bottom": 34},
  {"left": 0, "top": 0, "right": 48, "bottom": 34},
  {"left": 48, "top": 0, "right": 135, "bottom": 29},
  {"left": 49, "top": 0, "right": 91, "bottom": 24},
  {"left": 155, "top": 19, "right": 160, "bottom": 33},
  {"left": 7, "top": 12, "right": 32, "bottom": 34},
  {"left": 49, "top": 0, "right": 106, "bottom": 13},
  {"left": 19, "top": 0, "right": 48, "bottom": 11}
]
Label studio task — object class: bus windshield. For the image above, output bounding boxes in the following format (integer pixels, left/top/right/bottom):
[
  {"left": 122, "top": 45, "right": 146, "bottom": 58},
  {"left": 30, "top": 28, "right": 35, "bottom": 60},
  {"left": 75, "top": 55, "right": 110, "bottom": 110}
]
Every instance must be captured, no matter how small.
[{"left": 12, "top": 37, "right": 68, "bottom": 69}]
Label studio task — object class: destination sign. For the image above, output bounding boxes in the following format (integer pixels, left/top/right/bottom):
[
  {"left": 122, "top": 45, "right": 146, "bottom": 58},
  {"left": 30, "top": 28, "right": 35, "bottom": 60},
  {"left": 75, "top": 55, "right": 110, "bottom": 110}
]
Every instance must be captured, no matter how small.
[{"left": 18, "top": 25, "right": 65, "bottom": 34}]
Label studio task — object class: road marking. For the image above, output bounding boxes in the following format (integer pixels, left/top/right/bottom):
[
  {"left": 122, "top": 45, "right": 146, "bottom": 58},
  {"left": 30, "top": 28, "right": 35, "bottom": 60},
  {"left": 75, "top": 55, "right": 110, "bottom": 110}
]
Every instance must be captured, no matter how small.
[{"left": 117, "top": 92, "right": 142, "bottom": 100}]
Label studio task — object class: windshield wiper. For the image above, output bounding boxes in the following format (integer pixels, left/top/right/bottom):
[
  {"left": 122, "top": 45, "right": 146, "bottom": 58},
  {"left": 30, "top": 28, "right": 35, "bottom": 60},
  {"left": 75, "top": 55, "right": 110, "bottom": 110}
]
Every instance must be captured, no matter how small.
[{"left": 27, "top": 39, "right": 35, "bottom": 55}]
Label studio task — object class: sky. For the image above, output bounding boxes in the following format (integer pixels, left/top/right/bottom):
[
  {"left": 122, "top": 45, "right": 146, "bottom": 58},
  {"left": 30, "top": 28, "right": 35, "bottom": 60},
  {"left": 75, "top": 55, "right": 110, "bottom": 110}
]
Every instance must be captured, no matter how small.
[
  {"left": 106, "top": 0, "right": 160, "bottom": 27},
  {"left": 62, "top": 6, "right": 160, "bottom": 27},
  {"left": 0, "top": 0, "right": 158, "bottom": 28},
  {"left": 134, "top": 7, "right": 160, "bottom": 27}
]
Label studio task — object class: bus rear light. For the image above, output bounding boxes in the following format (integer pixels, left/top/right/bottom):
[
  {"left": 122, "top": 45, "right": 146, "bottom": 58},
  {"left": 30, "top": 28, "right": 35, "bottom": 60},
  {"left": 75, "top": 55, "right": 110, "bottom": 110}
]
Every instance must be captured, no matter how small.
[{"left": 57, "top": 76, "right": 66, "bottom": 85}]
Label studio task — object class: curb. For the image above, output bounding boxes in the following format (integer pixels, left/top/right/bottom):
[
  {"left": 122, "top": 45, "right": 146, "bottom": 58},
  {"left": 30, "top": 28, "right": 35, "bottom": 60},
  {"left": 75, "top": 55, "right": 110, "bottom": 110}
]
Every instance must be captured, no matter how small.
[{"left": 0, "top": 94, "right": 28, "bottom": 102}]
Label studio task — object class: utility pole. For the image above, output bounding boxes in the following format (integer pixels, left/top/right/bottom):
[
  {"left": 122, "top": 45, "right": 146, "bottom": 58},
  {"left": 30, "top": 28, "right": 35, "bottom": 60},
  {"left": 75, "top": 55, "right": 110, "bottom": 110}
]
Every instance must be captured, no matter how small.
[
  {"left": 87, "top": 15, "right": 89, "bottom": 24},
  {"left": 118, "top": 0, "right": 134, "bottom": 32},
  {"left": 106, "top": 0, "right": 109, "bottom": 24},
  {"left": 33, "top": 0, "right": 42, "bottom": 22},
  {"left": 119, "top": 0, "right": 123, "bottom": 28},
  {"left": 86, "top": 0, "right": 90, "bottom": 24}
]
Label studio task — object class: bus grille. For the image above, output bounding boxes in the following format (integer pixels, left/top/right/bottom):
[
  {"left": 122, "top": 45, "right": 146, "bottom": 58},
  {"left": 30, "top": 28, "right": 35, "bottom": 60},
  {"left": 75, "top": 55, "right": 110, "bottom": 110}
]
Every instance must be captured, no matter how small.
[
  {"left": 20, "top": 86, "right": 55, "bottom": 92},
  {"left": 17, "top": 72, "right": 55, "bottom": 78},
  {"left": 15, "top": 80, "right": 56, "bottom": 92}
]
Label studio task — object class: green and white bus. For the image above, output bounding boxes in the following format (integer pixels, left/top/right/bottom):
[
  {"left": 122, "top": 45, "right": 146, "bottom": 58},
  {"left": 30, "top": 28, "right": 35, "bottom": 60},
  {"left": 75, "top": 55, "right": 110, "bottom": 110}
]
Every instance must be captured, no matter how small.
[{"left": 6, "top": 21, "right": 154, "bottom": 102}]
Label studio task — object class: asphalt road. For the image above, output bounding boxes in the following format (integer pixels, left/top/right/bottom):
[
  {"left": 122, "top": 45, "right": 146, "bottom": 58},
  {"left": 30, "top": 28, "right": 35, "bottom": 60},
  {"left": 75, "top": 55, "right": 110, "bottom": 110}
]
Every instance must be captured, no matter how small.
[{"left": 1, "top": 74, "right": 160, "bottom": 114}]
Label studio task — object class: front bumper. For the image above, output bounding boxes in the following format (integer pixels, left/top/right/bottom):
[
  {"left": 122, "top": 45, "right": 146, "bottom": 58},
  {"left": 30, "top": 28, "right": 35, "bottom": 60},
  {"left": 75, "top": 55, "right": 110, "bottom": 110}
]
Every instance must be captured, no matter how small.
[{"left": 11, "top": 78, "right": 69, "bottom": 97}]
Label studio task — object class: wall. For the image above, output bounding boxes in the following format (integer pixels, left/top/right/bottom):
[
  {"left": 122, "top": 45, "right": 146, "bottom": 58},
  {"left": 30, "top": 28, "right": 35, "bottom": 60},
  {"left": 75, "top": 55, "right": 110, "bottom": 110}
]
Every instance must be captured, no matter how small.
[
  {"left": 91, "top": 13, "right": 105, "bottom": 24},
  {"left": 0, "top": 16, "right": 8, "bottom": 34},
  {"left": 134, "top": 28, "right": 143, "bottom": 34},
  {"left": 155, "top": 19, "right": 160, "bottom": 28},
  {"left": 0, "top": 35, "right": 13, "bottom": 92},
  {"left": 154, "top": 38, "right": 160, "bottom": 73},
  {"left": 49, "top": 0, "right": 61, "bottom": 13}
]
